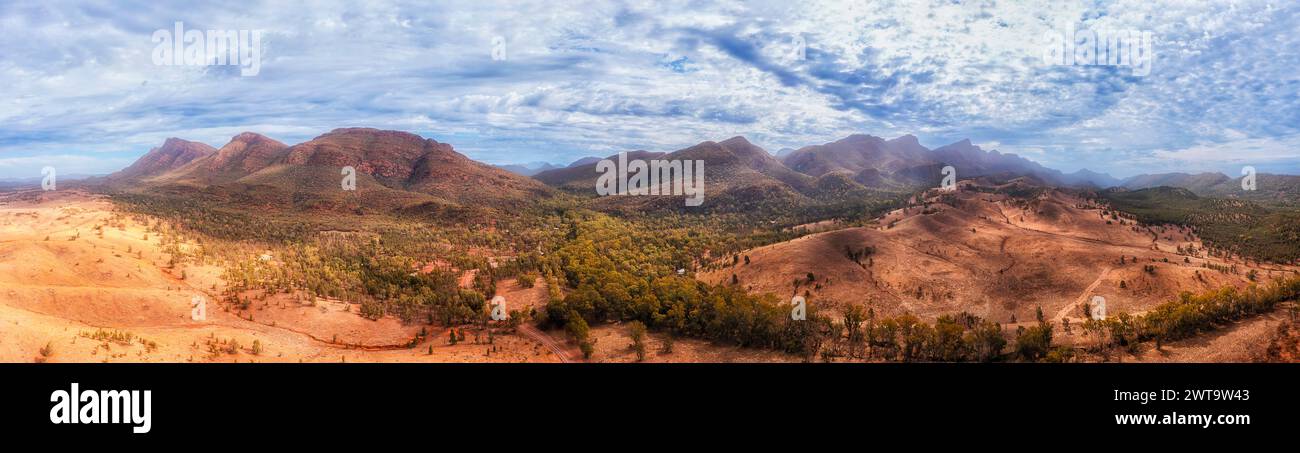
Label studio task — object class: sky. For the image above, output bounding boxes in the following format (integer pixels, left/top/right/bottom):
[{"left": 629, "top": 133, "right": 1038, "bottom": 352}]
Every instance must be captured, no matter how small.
[{"left": 1, "top": 0, "right": 1297, "bottom": 179}]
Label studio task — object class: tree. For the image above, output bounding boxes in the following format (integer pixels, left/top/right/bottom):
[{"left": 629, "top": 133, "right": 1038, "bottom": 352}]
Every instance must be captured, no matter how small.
[
  {"left": 565, "top": 312, "right": 594, "bottom": 359},
  {"left": 1015, "top": 322, "right": 1053, "bottom": 361},
  {"left": 932, "top": 315, "right": 966, "bottom": 361},
  {"left": 895, "top": 315, "right": 931, "bottom": 362},
  {"left": 967, "top": 320, "right": 1005, "bottom": 362},
  {"left": 842, "top": 305, "right": 866, "bottom": 358},
  {"left": 659, "top": 333, "right": 675, "bottom": 354},
  {"left": 627, "top": 321, "right": 647, "bottom": 361}
]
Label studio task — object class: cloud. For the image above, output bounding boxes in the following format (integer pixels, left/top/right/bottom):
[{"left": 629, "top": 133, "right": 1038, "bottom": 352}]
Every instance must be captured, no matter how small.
[{"left": 1128, "top": 134, "right": 1300, "bottom": 176}]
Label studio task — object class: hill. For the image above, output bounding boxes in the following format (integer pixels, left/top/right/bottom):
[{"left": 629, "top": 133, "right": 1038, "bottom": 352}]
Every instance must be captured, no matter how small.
[
  {"left": 108, "top": 138, "right": 216, "bottom": 181},
  {"left": 1102, "top": 187, "right": 1300, "bottom": 263},
  {"left": 1122, "top": 172, "right": 1300, "bottom": 208},
  {"left": 700, "top": 178, "right": 1294, "bottom": 326},
  {"left": 496, "top": 162, "right": 561, "bottom": 176},
  {"left": 101, "top": 128, "right": 552, "bottom": 219}
]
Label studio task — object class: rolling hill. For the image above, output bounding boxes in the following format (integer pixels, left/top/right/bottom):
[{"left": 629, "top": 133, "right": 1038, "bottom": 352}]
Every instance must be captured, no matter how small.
[
  {"left": 1102, "top": 186, "right": 1300, "bottom": 263},
  {"left": 701, "top": 178, "right": 1294, "bottom": 328},
  {"left": 1121, "top": 172, "right": 1300, "bottom": 208}
]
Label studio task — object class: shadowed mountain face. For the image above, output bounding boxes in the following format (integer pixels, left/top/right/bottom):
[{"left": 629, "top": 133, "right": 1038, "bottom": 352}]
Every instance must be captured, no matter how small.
[{"left": 110, "top": 138, "right": 217, "bottom": 180}]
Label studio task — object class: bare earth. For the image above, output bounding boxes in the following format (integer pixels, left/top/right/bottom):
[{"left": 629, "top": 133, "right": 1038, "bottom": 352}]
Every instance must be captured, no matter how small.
[
  {"left": 704, "top": 182, "right": 1289, "bottom": 323},
  {"left": 0, "top": 190, "right": 560, "bottom": 363}
]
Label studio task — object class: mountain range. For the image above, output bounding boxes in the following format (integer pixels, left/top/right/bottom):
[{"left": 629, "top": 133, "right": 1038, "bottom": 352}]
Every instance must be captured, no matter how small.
[
  {"left": 98, "top": 128, "right": 1300, "bottom": 215},
  {"left": 102, "top": 128, "right": 552, "bottom": 217}
]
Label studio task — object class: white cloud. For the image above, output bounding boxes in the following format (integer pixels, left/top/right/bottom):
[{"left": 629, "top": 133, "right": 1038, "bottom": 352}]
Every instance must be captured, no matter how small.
[
  {"left": 1151, "top": 134, "right": 1300, "bottom": 164},
  {"left": 0, "top": 0, "right": 1296, "bottom": 178}
]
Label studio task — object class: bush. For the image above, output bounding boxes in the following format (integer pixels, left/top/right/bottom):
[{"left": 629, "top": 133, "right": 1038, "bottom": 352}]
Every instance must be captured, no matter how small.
[{"left": 627, "top": 321, "right": 647, "bottom": 361}]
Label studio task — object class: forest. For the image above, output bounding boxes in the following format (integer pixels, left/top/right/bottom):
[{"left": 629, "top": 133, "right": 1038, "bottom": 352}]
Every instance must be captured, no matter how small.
[{"left": 1101, "top": 187, "right": 1300, "bottom": 264}]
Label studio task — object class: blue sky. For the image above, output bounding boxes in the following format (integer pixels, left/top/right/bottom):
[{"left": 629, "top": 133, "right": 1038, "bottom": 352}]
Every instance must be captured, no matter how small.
[{"left": 1, "top": 0, "right": 1297, "bottom": 179}]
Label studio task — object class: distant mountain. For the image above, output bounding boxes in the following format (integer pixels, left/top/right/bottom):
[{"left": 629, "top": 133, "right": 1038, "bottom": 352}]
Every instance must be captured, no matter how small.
[
  {"left": 533, "top": 137, "right": 831, "bottom": 211},
  {"left": 928, "top": 138, "right": 1067, "bottom": 184},
  {"left": 667, "top": 136, "right": 815, "bottom": 201},
  {"left": 783, "top": 134, "right": 1078, "bottom": 189},
  {"left": 774, "top": 147, "right": 796, "bottom": 160},
  {"left": 1121, "top": 171, "right": 1300, "bottom": 208},
  {"left": 0, "top": 173, "right": 102, "bottom": 190},
  {"left": 1121, "top": 172, "right": 1231, "bottom": 191},
  {"left": 496, "top": 161, "right": 561, "bottom": 176},
  {"left": 101, "top": 129, "right": 1300, "bottom": 218},
  {"left": 106, "top": 128, "right": 552, "bottom": 216},
  {"left": 533, "top": 133, "right": 1175, "bottom": 212},
  {"left": 567, "top": 156, "right": 602, "bottom": 168},
  {"left": 109, "top": 138, "right": 216, "bottom": 181},
  {"left": 1060, "top": 168, "right": 1121, "bottom": 188},
  {"left": 784, "top": 134, "right": 932, "bottom": 182},
  {"left": 533, "top": 150, "right": 666, "bottom": 190}
]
